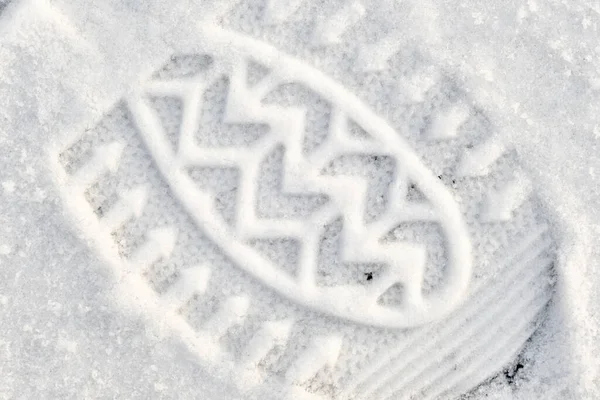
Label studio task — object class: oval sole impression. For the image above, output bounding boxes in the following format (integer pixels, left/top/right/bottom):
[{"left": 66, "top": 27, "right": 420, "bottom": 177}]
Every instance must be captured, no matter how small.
[{"left": 52, "top": 8, "right": 557, "bottom": 400}]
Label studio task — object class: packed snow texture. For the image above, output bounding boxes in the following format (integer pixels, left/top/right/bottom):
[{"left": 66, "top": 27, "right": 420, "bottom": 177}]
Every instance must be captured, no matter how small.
[{"left": 0, "top": 0, "right": 599, "bottom": 399}]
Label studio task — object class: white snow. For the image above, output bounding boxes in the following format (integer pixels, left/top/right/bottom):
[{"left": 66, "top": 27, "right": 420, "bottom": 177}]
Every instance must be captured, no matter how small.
[{"left": 0, "top": 0, "right": 598, "bottom": 398}]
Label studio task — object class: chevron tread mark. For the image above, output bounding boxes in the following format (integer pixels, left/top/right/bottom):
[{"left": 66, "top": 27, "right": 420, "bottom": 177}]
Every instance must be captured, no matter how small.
[{"left": 51, "top": 3, "right": 558, "bottom": 399}]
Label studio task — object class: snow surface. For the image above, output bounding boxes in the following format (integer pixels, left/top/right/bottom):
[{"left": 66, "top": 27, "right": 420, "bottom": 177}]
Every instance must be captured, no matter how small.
[{"left": 0, "top": 0, "right": 599, "bottom": 398}]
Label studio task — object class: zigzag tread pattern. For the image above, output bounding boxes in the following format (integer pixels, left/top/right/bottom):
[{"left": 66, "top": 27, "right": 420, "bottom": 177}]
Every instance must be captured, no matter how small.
[
  {"left": 50, "top": 5, "right": 557, "bottom": 399},
  {"left": 126, "top": 30, "right": 486, "bottom": 331}
]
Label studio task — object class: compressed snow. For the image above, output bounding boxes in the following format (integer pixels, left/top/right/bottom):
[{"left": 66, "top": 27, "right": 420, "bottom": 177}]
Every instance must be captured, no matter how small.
[{"left": 0, "top": 0, "right": 598, "bottom": 399}]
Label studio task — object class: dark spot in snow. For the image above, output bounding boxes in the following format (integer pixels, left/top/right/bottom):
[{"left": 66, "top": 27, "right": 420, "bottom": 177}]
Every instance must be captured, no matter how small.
[
  {"left": 364, "top": 272, "right": 373, "bottom": 281},
  {"left": 504, "top": 362, "right": 525, "bottom": 385}
]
